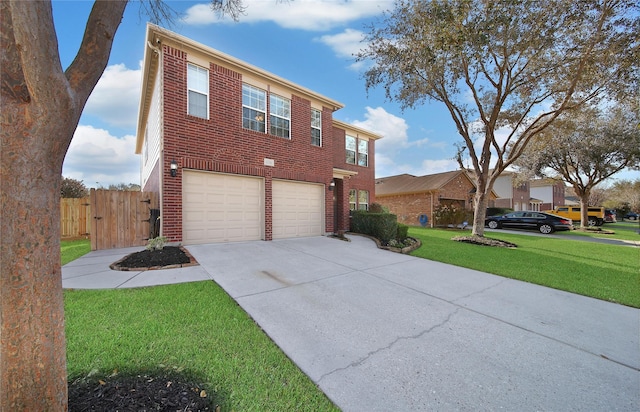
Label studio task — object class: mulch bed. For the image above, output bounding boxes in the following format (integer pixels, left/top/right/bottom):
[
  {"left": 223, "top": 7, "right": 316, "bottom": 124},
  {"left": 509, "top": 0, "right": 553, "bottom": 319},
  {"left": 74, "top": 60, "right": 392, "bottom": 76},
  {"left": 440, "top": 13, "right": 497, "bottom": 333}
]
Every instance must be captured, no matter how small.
[
  {"left": 110, "top": 246, "right": 199, "bottom": 271},
  {"left": 452, "top": 235, "right": 517, "bottom": 248},
  {"left": 68, "top": 373, "right": 215, "bottom": 411}
]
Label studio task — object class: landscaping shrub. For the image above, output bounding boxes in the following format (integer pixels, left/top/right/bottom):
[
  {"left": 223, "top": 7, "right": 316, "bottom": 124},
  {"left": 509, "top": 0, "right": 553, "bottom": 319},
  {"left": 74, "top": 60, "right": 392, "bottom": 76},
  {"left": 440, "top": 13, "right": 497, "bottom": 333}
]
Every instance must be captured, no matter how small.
[
  {"left": 397, "top": 223, "right": 409, "bottom": 241},
  {"left": 433, "top": 204, "right": 473, "bottom": 227},
  {"left": 351, "top": 211, "right": 398, "bottom": 244},
  {"left": 368, "top": 203, "right": 387, "bottom": 213}
]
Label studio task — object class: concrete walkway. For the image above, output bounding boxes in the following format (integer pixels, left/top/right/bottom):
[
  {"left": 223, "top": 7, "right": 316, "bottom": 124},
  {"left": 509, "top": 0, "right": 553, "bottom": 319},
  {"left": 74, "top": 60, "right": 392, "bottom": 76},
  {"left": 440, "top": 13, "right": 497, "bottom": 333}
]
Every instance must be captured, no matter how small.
[{"left": 63, "top": 236, "right": 639, "bottom": 411}]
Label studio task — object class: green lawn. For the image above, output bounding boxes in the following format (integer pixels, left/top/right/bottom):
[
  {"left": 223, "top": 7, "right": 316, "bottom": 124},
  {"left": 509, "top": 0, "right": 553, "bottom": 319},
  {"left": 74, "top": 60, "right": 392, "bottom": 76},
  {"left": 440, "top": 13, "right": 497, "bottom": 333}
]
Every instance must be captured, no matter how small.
[
  {"left": 409, "top": 227, "right": 640, "bottom": 308},
  {"left": 61, "top": 238, "right": 91, "bottom": 265}
]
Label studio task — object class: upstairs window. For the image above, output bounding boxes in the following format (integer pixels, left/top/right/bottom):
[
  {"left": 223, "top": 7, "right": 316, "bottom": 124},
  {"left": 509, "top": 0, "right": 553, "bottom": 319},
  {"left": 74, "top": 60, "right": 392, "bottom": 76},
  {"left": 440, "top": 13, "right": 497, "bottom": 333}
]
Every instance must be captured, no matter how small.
[
  {"left": 346, "top": 135, "right": 357, "bottom": 164},
  {"left": 187, "top": 63, "right": 208, "bottom": 119},
  {"left": 311, "top": 109, "right": 322, "bottom": 146},
  {"left": 270, "top": 94, "right": 291, "bottom": 138},
  {"left": 358, "top": 139, "right": 368, "bottom": 166},
  {"left": 346, "top": 135, "right": 369, "bottom": 166},
  {"left": 242, "top": 84, "right": 266, "bottom": 133}
]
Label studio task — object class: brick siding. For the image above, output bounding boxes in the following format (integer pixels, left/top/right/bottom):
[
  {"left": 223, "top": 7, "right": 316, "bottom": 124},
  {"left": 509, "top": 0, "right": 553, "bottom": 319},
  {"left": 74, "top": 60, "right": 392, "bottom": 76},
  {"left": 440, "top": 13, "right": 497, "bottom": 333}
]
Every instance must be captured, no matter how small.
[{"left": 377, "top": 174, "right": 474, "bottom": 226}]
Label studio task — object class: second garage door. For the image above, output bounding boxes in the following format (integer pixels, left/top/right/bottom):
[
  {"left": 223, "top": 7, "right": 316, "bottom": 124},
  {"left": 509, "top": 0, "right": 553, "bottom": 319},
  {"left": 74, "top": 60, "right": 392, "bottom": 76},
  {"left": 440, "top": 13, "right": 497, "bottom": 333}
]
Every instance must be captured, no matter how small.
[
  {"left": 272, "top": 180, "right": 324, "bottom": 239},
  {"left": 183, "top": 171, "right": 263, "bottom": 244}
]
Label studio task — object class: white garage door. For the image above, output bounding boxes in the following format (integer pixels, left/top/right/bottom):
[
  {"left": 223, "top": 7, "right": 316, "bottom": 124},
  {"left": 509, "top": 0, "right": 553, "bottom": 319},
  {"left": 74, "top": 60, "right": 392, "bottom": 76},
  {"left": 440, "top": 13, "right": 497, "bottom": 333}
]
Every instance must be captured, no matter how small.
[
  {"left": 272, "top": 180, "right": 324, "bottom": 239},
  {"left": 183, "top": 171, "right": 263, "bottom": 244}
]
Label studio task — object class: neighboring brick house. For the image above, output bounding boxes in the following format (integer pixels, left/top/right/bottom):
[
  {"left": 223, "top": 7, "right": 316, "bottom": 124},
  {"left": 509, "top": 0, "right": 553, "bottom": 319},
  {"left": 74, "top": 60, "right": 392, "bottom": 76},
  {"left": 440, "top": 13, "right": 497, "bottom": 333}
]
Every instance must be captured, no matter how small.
[
  {"left": 375, "top": 171, "right": 495, "bottom": 227},
  {"left": 135, "top": 24, "right": 380, "bottom": 244},
  {"left": 530, "top": 178, "right": 566, "bottom": 210},
  {"left": 492, "top": 171, "right": 542, "bottom": 211}
]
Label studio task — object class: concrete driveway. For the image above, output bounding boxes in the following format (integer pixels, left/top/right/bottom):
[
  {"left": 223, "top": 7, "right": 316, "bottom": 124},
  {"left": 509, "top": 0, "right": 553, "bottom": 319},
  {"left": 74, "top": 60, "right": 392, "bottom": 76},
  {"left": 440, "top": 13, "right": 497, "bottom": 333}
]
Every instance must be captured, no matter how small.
[
  {"left": 186, "top": 236, "right": 639, "bottom": 411},
  {"left": 63, "top": 235, "right": 639, "bottom": 411}
]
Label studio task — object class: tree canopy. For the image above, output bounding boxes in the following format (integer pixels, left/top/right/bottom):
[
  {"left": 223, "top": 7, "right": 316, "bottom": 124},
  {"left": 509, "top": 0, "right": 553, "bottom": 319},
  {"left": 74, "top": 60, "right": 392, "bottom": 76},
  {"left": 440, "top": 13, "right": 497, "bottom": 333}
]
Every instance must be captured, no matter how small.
[
  {"left": 514, "top": 102, "right": 640, "bottom": 227},
  {"left": 358, "top": 0, "right": 639, "bottom": 236},
  {"left": 606, "top": 179, "right": 640, "bottom": 213},
  {"left": 61, "top": 177, "right": 89, "bottom": 198}
]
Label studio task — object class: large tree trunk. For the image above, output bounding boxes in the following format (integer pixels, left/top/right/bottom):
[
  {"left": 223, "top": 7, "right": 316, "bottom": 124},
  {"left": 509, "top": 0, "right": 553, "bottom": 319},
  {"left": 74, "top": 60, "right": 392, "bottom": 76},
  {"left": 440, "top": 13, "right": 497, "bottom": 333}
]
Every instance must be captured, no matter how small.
[
  {"left": 1, "top": 1, "right": 127, "bottom": 409},
  {"left": 0, "top": 121, "right": 70, "bottom": 410},
  {"left": 578, "top": 190, "right": 591, "bottom": 229},
  {"left": 471, "top": 186, "right": 490, "bottom": 237}
]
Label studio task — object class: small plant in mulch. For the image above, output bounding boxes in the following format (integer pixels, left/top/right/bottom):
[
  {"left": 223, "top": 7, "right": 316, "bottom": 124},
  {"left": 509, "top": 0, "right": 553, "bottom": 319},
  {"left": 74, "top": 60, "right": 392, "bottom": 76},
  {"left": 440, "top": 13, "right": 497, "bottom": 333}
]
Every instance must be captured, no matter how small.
[
  {"left": 108, "top": 235, "right": 201, "bottom": 270},
  {"left": 110, "top": 245, "right": 198, "bottom": 271},
  {"left": 452, "top": 235, "right": 518, "bottom": 248},
  {"left": 146, "top": 235, "right": 168, "bottom": 250},
  {"left": 386, "top": 237, "right": 417, "bottom": 249},
  {"left": 68, "top": 371, "right": 215, "bottom": 411}
]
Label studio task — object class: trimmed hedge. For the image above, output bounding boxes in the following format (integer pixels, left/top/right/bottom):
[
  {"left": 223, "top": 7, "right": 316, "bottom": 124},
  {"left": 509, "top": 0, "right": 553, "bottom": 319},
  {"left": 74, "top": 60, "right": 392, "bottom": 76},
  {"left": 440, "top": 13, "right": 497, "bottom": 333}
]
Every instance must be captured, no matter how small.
[
  {"left": 397, "top": 223, "right": 409, "bottom": 241},
  {"left": 351, "top": 211, "right": 398, "bottom": 244}
]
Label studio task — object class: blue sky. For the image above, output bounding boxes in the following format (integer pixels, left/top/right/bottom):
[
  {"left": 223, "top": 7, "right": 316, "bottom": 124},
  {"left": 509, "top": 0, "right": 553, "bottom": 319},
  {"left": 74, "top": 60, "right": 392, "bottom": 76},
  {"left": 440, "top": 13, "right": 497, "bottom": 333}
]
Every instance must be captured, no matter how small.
[
  {"left": 55, "top": 0, "right": 463, "bottom": 188},
  {"left": 55, "top": 0, "right": 637, "bottom": 188}
]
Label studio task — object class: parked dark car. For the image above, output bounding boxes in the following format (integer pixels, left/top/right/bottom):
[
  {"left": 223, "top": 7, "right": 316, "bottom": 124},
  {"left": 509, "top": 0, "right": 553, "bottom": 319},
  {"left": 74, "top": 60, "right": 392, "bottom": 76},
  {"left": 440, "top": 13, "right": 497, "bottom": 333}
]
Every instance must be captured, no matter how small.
[
  {"left": 624, "top": 212, "right": 639, "bottom": 220},
  {"left": 604, "top": 209, "right": 617, "bottom": 223},
  {"left": 485, "top": 211, "right": 574, "bottom": 234}
]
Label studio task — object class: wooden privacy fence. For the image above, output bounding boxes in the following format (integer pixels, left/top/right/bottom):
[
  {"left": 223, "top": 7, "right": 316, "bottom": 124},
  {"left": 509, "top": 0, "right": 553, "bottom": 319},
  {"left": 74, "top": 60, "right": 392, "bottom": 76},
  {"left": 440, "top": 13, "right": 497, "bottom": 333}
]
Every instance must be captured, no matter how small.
[
  {"left": 60, "top": 197, "right": 91, "bottom": 238},
  {"left": 90, "top": 189, "right": 159, "bottom": 251}
]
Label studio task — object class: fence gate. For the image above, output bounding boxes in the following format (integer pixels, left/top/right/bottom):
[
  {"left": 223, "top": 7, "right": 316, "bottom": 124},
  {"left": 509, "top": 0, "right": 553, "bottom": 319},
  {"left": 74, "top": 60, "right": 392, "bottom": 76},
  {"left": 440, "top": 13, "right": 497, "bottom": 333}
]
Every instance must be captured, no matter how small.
[
  {"left": 90, "top": 189, "right": 159, "bottom": 251},
  {"left": 60, "top": 197, "right": 91, "bottom": 238}
]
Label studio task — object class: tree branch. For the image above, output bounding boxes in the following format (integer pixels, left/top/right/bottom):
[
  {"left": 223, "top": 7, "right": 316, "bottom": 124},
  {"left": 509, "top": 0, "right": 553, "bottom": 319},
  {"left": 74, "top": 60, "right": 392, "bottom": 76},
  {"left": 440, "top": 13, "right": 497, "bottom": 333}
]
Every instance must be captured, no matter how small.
[
  {"left": 65, "top": 0, "right": 128, "bottom": 109},
  {"left": 7, "top": 1, "right": 66, "bottom": 106}
]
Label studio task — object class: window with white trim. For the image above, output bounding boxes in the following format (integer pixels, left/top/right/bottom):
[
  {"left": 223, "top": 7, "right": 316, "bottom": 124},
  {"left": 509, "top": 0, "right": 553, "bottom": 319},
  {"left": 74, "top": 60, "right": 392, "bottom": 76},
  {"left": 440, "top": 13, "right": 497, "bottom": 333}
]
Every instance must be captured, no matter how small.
[
  {"left": 270, "top": 94, "right": 291, "bottom": 139},
  {"left": 311, "top": 109, "right": 322, "bottom": 146},
  {"left": 242, "top": 84, "right": 266, "bottom": 132},
  {"left": 187, "top": 63, "right": 208, "bottom": 119},
  {"left": 346, "top": 135, "right": 356, "bottom": 164},
  {"left": 349, "top": 189, "right": 357, "bottom": 211},
  {"left": 358, "top": 190, "right": 369, "bottom": 211},
  {"left": 346, "top": 135, "right": 369, "bottom": 166},
  {"left": 358, "top": 139, "right": 368, "bottom": 166}
]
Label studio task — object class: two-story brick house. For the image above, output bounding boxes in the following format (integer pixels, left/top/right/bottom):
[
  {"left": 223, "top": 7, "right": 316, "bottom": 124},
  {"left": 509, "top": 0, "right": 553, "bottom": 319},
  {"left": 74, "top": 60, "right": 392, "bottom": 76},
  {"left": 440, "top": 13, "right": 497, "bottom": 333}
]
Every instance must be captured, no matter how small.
[{"left": 135, "top": 24, "right": 380, "bottom": 244}]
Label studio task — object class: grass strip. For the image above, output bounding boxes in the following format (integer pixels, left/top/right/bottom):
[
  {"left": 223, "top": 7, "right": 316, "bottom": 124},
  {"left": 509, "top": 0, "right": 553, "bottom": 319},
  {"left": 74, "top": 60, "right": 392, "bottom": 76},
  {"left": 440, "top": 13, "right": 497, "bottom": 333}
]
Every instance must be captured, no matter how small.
[
  {"left": 409, "top": 227, "right": 639, "bottom": 308},
  {"left": 61, "top": 239, "right": 91, "bottom": 266},
  {"left": 65, "top": 282, "right": 338, "bottom": 411}
]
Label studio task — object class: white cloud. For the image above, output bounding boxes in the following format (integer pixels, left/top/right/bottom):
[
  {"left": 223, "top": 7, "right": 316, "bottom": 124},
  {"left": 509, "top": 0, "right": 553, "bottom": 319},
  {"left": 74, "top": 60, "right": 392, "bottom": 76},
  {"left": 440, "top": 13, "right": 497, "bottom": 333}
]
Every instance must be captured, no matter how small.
[
  {"left": 83, "top": 63, "right": 142, "bottom": 129},
  {"left": 182, "top": 0, "right": 392, "bottom": 31},
  {"left": 351, "top": 106, "right": 409, "bottom": 151},
  {"left": 315, "top": 28, "right": 366, "bottom": 70},
  {"left": 63, "top": 125, "right": 139, "bottom": 188},
  {"left": 418, "top": 158, "right": 459, "bottom": 175},
  {"left": 351, "top": 106, "right": 443, "bottom": 151},
  {"left": 353, "top": 106, "right": 461, "bottom": 178}
]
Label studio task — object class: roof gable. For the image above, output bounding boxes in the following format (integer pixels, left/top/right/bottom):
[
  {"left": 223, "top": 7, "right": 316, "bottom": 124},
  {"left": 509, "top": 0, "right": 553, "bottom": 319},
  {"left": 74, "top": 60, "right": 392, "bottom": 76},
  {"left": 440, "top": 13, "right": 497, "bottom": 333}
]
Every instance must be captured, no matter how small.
[{"left": 375, "top": 170, "right": 472, "bottom": 196}]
